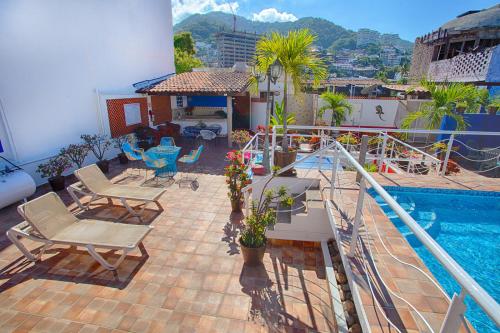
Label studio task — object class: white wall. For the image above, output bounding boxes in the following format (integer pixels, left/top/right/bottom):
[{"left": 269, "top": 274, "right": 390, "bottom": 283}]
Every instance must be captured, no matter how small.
[
  {"left": 0, "top": 0, "right": 175, "bottom": 181},
  {"left": 250, "top": 101, "right": 267, "bottom": 130},
  {"left": 317, "top": 98, "right": 407, "bottom": 128}
]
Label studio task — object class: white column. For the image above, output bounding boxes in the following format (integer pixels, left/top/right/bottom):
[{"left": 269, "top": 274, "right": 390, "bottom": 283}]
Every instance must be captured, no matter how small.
[{"left": 227, "top": 96, "right": 233, "bottom": 147}]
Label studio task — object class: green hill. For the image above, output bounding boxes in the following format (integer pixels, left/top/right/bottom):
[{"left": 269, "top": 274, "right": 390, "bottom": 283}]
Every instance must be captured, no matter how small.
[{"left": 174, "top": 12, "right": 413, "bottom": 52}]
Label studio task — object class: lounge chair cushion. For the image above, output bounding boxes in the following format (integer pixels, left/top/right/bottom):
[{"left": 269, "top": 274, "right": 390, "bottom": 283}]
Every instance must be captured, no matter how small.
[
  {"left": 23, "top": 192, "right": 79, "bottom": 239},
  {"left": 75, "top": 164, "right": 165, "bottom": 201},
  {"left": 100, "top": 185, "right": 165, "bottom": 201},
  {"left": 51, "top": 219, "right": 151, "bottom": 249},
  {"left": 75, "top": 164, "right": 112, "bottom": 193}
]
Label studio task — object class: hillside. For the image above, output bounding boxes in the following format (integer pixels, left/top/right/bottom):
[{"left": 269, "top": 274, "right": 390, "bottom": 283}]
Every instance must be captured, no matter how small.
[{"left": 174, "top": 12, "right": 413, "bottom": 52}]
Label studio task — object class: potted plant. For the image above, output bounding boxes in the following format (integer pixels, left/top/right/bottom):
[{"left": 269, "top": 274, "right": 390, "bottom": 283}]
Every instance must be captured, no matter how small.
[
  {"left": 232, "top": 130, "right": 252, "bottom": 150},
  {"left": 337, "top": 133, "right": 359, "bottom": 151},
  {"left": 240, "top": 174, "right": 292, "bottom": 265},
  {"left": 487, "top": 98, "right": 499, "bottom": 115},
  {"left": 81, "top": 134, "right": 112, "bottom": 173},
  {"left": 60, "top": 143, "right": 89, "bottom": 169},
  {"left": 36, "top": 155, "right": 71, "bottom": 191},
  {"left": 271, "top": 101, "right": 298, "bottom": 176},
  {"left": 225, "top": 151, "right": 251, "bottom": 212},
  {"left": 112, "top": 135, "right": 130, "bottom": 164},
  {"left": 455, "top": 101, "right": 467, "bottom": 114}
]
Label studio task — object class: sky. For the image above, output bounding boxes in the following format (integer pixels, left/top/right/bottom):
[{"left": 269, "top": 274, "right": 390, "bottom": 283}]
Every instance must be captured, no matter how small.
[{"left": 172, "top": 0, "right": 499, "bottom": 41}]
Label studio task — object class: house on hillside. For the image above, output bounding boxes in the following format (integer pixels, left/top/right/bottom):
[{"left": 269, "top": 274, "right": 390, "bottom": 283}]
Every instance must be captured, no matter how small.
[{"left": 0, "top": 0, "right": 175, "bottom": 184}]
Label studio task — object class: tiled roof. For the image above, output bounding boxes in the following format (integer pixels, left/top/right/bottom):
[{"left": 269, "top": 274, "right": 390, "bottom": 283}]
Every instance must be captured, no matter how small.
[
  {"left": 137, "top": 71, "right": 251, "bottom": 95},
  {"left": 382, "top": 84, "right": 428, "bottom": 92}
]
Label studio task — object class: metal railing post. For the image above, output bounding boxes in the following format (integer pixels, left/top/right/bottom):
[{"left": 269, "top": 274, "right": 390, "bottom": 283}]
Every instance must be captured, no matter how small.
[
  {"left": 318, "top": 129, "right": 324, "bottom": 171},
  {"left": 378, "top": 133, "right": 388, "bottom": 172},
  {"left": 441, "top": 134, "right": 454, "bottom": 176},
  {"left": 330, "top": 146, "right": 340, "bottom": 201},
  {"left": 357, "top": 135, "right": 369, "bottom": 183},
  {"left": 348, "top": 179, "right": 366, "bottom": 257},
  {"left": 439, "top": 290, "right": 467, "bottom": 333}
]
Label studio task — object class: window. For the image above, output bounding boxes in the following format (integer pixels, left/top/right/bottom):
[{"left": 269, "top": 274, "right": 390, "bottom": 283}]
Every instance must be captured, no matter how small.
[
  {"left": 124, "top": 103, "right": 141, "bottom": 126},
  {"left": 176, "top": 96, "right": 184, "bottom": 108}
]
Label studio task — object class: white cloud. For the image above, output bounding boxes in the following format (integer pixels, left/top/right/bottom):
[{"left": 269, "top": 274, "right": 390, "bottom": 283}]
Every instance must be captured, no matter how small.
[
  {"left": 172, "top": 0, "right": 239, "bottom": 24},
  {"left": 252, "top": 8, "right": 297, "bottom": 23}
]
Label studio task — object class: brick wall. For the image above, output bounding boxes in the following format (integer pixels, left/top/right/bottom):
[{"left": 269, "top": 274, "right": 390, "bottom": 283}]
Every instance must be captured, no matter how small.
[{"left": 106, "top": 98, "right": 148, "bottom": 138}]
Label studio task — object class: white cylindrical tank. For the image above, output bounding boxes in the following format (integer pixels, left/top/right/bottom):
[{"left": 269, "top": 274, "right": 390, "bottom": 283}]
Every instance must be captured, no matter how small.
[{"left": 0, "top": 170, "right": 36, "bottom": 209}]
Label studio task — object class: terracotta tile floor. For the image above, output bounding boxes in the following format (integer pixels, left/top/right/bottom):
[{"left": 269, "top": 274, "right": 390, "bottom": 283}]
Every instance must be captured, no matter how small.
[
  {"left": 0, "top": 140, "right": 335, "bottom": 333},
  {"left": 315, "top": 170, "right": 500, "bottom": 333}
]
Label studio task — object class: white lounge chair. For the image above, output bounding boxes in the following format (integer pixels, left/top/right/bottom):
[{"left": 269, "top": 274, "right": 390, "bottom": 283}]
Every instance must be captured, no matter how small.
[
  {"left": 7, "top": 192, "right": 153, "bottom": 270},
  {"left": 71, "top": 164, "right": 165, "bottom": 218}
]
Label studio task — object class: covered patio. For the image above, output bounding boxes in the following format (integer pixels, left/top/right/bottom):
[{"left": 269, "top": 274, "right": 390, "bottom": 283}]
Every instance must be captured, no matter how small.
[{"left": 137, "top": 71, "right": 252, "bottom": 147}]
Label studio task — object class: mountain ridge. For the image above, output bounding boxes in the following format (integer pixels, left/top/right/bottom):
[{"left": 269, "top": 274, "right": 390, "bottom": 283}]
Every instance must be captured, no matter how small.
[{"left": 174, "top": 11, "right": 413, "bottom": 52}]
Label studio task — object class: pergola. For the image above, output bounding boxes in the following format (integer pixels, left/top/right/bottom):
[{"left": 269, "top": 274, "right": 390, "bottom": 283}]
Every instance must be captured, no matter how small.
[{"left": 137, "top": 71, "right": 251, "bottom": 146}]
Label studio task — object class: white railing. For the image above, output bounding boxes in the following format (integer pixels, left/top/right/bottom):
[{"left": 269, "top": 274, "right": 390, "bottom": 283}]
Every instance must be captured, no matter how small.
[
  {"left": 331, "top": 141, "right": 500, "bottom": 331},
  {"left": 268, "top": 125, "right": 500, "bottom": 177},
  {"left": 241, "top": 128, "right": 500, "bottom": 332},
  {"left": 379, "top": 133, "right": 443, "bottom": 175}
]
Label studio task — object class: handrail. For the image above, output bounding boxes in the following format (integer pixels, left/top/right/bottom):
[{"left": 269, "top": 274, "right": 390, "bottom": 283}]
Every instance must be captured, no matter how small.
[
  {"left": 241, "top": 133, "right": 260, "bottom": 153},
  {"left": 334, "top": 141, "right": 500, "bottom": 325},
  {"left": 383, "top": 133, "right": 440, "bottom": 163},
  {"left": 279, "top": 125, "right": 500, "bottom": 136},
  {"left": 241, "top": 141, "right": 337, "bottom": 193}
]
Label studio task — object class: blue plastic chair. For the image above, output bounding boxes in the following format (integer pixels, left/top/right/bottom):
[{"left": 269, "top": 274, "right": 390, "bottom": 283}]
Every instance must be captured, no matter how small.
[
  {"left": 140, "top": 150, "right": 169, "bottom": 184},
  {"left": 178, "top": 145, "right": 204, "bottom": 188},
  {"left": 160, "top": 137, "right": 176, "bottom": 147},
  {"left": 122, "top": 142, "right": 144, "bottom": 175}
]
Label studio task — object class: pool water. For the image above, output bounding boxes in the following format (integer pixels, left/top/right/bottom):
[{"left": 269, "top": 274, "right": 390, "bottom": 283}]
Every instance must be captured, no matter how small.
[
  {"left": 369, "top": 187, "right": 500, "bottom": 333},
  {"left": 253, "top": 152, "right": 338, "bottom": 169}
]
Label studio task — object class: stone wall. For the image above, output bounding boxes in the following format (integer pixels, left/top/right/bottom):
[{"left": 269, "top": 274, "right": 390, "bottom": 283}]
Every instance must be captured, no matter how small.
[{"left": 287, "top": 94, "right": 315, "bottom": 125}]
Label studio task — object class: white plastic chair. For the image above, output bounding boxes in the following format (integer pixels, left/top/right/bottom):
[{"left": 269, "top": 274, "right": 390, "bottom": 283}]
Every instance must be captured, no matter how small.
[{"left": 197, "top": 130, "right": 217, "bottom": 149}]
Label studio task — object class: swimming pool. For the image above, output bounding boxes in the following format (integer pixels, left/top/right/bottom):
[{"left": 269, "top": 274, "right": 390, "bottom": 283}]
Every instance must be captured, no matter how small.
[
  {"left": 369, "top": 187, "right": 500, "bottom": 333},
  {"left": 253, "top": 152, "right": 340, "bottom": 169}
]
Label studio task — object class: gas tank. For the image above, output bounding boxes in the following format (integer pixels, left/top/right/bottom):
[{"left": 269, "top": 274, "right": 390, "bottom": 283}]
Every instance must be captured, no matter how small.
[{"left": 0, "top": 170, "right": 36, "bottom": 209}]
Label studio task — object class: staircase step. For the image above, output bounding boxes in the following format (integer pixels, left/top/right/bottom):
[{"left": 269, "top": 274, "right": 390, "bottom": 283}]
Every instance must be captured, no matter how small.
[{"left": 306, "top": 189, "right": 322, "bottom": 202}]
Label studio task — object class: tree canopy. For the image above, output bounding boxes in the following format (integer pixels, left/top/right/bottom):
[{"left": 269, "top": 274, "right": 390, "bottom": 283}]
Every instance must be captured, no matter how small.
[{"left": 174, "top": 32, "right": 203, "bottom": 73}]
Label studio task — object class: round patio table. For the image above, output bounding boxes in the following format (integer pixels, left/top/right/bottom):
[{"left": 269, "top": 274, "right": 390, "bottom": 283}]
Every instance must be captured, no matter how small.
[{"left": 147, "top": 146, "right": 182, "bottom": 178}]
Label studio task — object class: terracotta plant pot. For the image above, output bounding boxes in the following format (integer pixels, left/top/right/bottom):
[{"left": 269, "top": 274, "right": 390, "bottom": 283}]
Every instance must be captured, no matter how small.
[
  {"left": 488, "top": 106, "right": 498, "bottom": 115},
  {"left": 118, "top": 153, "right": 129, "bottom": 165},
  {"left": 96, "top": 159, "right": 110, "bottom": 173},
  {"left": 48, "top": 175, "right": 66, "bottom": 192},
  {"left": 231, "top": 199, "right": 242, "bottom": 213},
  {"left": 274, "top": 150, "right": 297, "bottom": 177},
  {"left": 239, "top": 238, "right": 266, "bottom": 266}
]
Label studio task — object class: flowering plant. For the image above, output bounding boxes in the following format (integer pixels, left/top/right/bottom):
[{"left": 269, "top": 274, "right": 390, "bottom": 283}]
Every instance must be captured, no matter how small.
[
  {"left": 60, "top": 143, "right": 89, "bottom": 168},
  {"left": 232, "top": 130, "right": 252, "bottom": 149},
  {"left": 36, "top": 155, "right": 71, "bottom": 179},
  {"left": 225, "top": 150, "right": 251, "bottom": 211},
  {"left": 256, "top": 125, "right": 273, "bottom": 133},
  {"left": 337, "top": 133, "right": 359, "bottom": 145}
]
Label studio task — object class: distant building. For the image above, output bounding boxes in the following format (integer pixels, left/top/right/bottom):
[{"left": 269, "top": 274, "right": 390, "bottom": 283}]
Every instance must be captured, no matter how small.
[
  {"left": 357, "top": 28, "right": 381, "bottom": 47},
  {"left": 216, "top": 30, "right": 260, "bottom": 68},
  {"left": 380, "top": 34, "right": 400, "bottom": 46},
  {"left": 409, "top": 4, "right": 500, "bottom": 93},
  {"left": 381, "top": 46, "right": 401, "bottom": 66}
]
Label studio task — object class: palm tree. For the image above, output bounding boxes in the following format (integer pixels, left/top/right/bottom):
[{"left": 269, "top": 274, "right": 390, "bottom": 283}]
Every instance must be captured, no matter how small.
[
  {"left": 401, "top": 80, "right": 479, "bottom": 131},
  {"left": 255, "top": 29, "right": 327, "bottom": 152},
  {"left": 318, "top": 92, "right": 352, "bottom": 127}
]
